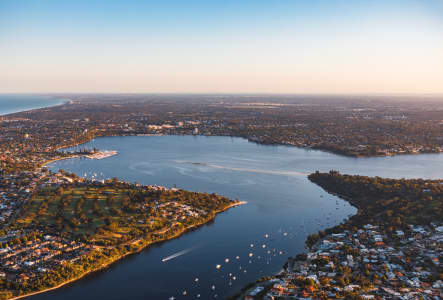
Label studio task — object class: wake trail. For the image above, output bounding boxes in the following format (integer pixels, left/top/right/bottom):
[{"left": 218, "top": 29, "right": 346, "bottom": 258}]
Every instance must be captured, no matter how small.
[{"left": 161, "top": 245, "right": 200, "bottom": 262}]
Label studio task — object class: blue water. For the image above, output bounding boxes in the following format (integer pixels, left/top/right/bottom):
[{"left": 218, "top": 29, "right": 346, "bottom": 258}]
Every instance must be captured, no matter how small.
[
  {"left": 37, "top": 136, "right": 443, "bottom": 300},
  {"left": 0, "top": 94, "right": 66, "bottom": 115}
]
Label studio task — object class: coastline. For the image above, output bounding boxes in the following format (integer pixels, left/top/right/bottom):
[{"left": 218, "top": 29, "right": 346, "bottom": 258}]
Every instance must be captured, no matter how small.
[
  {"left": 40, "top": 155, "right": 81, "bottom": 168},
  {"left": 0, "top": 96, "right": 68, "bottom": 117},
  {"left": 10, "top": 200, "right": 246, "bottom": 300}
]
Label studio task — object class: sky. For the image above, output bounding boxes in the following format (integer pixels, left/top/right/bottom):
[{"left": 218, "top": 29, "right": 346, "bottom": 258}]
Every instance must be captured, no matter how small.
[{"left": 1, "top": 0, "right": 443, "bottom": 94}]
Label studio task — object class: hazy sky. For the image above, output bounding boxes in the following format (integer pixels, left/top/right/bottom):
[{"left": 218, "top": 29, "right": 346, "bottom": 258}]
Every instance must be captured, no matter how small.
[{"left": 1, "top": 0, "right": 442, "bottom": 94}]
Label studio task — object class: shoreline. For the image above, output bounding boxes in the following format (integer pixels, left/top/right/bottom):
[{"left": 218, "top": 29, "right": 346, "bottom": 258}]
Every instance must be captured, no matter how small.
[
  {"left": 40, "top": 155, "right": 81, "bottom": 168},
  {"left": 41, "top": 150, "right": 119, "bottom": 170},
  {"left": 230, "top": 173, "right": 443, "bottom": 299},
  {"left": 10, "top": 201, "right": 246, "bottom": 300},
  {"left": 53, "top": 134, "right": 443, "bottom": 161},
  {"left": 0, "top": 97, "right": 68, "bottom": 117}
]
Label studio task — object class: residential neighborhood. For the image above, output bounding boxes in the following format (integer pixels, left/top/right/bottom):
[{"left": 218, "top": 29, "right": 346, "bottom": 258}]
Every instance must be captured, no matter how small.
[
  {"left": 0, "top": 233, "right": 93, "bottom": 285},
  {"left": 243, "top": 223, "right": 442, "bottom": 299}
]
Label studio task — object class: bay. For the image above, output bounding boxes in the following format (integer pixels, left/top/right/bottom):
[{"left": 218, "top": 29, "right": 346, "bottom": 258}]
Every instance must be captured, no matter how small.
[{"left": 37, "top": 135, "right": 443, "bottom": 300}]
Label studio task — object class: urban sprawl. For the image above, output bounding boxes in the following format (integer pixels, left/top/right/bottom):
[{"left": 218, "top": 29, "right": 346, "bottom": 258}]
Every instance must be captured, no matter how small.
[{"left": 0, "top": 95, "right": 442, "bottom": 299}]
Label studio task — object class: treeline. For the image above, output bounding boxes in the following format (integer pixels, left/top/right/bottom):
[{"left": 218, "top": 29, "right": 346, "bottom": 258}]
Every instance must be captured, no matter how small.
[{"left": 305, "top": 171, "right": 442, "bottom": 246}]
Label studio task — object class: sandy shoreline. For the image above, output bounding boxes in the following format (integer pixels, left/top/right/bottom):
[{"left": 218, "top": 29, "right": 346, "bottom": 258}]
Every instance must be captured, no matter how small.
[
  {"left": 0, "top": 98, "right": 68, "bottom": 117},
  {"left": 40, "top": 155, "right": 81, "bottom": 168}
]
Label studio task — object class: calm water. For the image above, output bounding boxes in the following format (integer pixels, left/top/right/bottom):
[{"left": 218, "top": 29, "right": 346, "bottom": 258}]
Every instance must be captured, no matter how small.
[
  {"left": 0, "top": 94, "right": 66, "bottom": 115},
  {"left": 39, "top": 136, "right": 443, "bottom": 300}
]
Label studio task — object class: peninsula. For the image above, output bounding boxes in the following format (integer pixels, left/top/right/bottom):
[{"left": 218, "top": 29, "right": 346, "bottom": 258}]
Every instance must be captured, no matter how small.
[
  {"left": 235, "top": 172, "right": 442, "bottom": 299},
  {"left": 0, "top": 170, "right": 242, "bottom": 299}
]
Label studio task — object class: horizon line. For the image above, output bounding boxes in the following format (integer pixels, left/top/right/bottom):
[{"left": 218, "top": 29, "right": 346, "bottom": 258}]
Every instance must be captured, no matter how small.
[{"left": 1, "top": 92, "right": 443, "bottom": 97}]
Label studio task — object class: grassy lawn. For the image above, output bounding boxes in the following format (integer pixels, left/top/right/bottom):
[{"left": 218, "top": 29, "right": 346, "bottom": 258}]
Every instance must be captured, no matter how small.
[{"left": 13, "top": 183, "right": 233, "bottom": 247}]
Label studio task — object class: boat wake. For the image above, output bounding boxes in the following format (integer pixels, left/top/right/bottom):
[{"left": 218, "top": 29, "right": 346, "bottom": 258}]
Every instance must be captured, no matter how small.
[{"left": 161, "top": 246, "right": 200, "bottom": 262}]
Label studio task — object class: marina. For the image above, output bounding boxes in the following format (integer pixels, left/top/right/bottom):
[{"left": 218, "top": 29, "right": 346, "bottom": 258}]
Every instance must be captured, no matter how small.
[{"left": 84, "top": 150, "right": 118, "bottom": 160}]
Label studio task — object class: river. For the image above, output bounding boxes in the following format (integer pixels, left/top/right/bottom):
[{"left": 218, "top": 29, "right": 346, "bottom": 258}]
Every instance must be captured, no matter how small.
[{"left": 37, "top": 135, "right": 443, "bottom": 300}]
